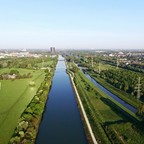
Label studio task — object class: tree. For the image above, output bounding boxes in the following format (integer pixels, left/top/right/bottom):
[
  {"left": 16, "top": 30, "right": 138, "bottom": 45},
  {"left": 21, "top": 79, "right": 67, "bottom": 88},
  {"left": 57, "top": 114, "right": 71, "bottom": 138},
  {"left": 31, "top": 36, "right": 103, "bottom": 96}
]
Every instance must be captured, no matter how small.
[
  {"left": 0, "top": 64, "right": 2, "bottom": 68},
  {"left": 71, "top": 66, "right": 79, "bottom": 73},
  {"left": 124, "top": 82, "right": 129, "bottom": 92},
  {"left": 137, "top": 103, "right": 144, "bottom": 119},
  {"left": 10, "top": 136, "right": 20, "bottom": 144},
  {"left": 19, "top": 131, "right": 25, "bottom": 138},
  {"left": 27, "top": 63, "right": 32, "bottom": 69},
  {"left": 9, "top": 69, "right": 19, "bottom": 75}
]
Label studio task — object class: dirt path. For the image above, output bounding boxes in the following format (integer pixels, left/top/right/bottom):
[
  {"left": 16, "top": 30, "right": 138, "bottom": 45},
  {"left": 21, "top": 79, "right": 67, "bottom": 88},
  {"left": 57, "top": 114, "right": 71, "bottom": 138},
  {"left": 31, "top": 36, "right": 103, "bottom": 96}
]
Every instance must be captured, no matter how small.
[{"left": 69, "top": 72, "right": 98, "bottom": 144}]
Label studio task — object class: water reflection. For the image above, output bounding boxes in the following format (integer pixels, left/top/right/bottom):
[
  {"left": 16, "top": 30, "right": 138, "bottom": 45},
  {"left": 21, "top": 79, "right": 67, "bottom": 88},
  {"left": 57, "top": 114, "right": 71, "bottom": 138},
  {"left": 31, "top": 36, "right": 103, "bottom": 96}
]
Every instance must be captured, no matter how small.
[{"left": 36, "top": 56, "right": 88, "bottom": 144}]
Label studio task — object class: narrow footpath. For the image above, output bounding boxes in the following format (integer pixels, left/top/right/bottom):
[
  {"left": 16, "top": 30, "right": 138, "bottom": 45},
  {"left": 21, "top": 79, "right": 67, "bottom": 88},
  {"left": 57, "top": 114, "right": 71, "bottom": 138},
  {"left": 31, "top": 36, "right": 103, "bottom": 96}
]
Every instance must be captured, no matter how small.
[{"left": 68, "top": 70, "right": 97, "bottom": 144}]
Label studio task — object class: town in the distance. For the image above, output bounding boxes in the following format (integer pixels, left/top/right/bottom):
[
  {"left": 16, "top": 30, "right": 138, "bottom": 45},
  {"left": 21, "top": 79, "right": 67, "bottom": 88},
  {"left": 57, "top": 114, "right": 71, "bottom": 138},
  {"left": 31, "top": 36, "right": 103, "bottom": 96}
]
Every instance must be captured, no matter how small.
[{"left": 0, "top": 48, "right": 144, "bottom": 144}]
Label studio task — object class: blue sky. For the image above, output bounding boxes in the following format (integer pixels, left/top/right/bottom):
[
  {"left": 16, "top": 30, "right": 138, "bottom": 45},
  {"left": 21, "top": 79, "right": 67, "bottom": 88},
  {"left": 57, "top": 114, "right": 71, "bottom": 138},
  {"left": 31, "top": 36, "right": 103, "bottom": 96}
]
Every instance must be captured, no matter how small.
[{"left": 0, "top": 0, "right": 144, "bottom": 49}]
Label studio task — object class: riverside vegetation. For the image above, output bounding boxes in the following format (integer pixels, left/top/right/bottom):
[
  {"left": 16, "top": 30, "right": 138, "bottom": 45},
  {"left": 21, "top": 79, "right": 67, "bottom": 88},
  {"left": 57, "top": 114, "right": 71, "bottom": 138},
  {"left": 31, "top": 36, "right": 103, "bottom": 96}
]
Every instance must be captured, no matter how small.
[
  {"left": 0, "top": 56, "right": 57, "bottom": 144},
  {"left": 74, "top": 55, "right": 144, "bottom": 118},
  {"left": 68, "top": 63, "right": 144, "bottom": 144}
]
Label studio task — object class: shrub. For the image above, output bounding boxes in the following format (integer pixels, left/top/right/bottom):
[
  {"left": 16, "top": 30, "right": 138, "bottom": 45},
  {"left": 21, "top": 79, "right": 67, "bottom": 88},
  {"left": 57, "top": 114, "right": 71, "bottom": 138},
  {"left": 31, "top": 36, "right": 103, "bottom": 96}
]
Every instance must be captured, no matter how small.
[
  {"left": 10, "top": 136, "right": 20, "bottom": 144},
  {"left": 29, "top": 81, "right": 35, "bottom": 87},
  {"left": 19, "top": 131, "right": 25, "bottom": 138}
]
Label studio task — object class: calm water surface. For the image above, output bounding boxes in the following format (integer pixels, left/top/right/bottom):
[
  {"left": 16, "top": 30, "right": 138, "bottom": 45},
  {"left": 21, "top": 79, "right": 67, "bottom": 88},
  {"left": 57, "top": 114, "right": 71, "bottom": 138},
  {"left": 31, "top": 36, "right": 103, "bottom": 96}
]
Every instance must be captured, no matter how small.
[
  {"left": 85, "top": 73, "right": 137, "bottom": 113},
  {"left": 36, "top": 56, "right": 88, "bottom": 144}
]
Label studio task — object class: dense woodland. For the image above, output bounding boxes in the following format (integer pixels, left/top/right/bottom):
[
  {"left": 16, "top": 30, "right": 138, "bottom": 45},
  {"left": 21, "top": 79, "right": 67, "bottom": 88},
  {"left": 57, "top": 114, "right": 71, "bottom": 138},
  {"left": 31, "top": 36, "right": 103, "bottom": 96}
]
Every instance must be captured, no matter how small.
[{"left": 99, "top": 69, "right": 144, "bottom": 99}]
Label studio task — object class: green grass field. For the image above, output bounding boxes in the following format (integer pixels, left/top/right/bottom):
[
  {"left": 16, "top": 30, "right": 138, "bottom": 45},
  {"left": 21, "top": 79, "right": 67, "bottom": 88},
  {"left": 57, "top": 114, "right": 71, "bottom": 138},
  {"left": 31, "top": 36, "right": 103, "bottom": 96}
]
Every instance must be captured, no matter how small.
[
  {"left": 74, "top": 70, "right": 144, "bottom": 143},
  {"left": 0, "top": 68, "right": 45, "bottom": 144},
  {"left": 36, "top": 60, "right": 53, "bottom": 67},
  {"left": 93, "top": 63, "right": 115, "bottom": 71},
  {"left": 0, "top": 68, "right": 36, "bottom": 74}
]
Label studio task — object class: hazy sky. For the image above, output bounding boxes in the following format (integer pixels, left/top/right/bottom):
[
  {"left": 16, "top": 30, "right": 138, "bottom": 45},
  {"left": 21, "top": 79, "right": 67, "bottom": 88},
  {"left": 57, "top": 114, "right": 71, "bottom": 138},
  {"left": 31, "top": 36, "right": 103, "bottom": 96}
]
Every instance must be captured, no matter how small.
[{"left": 0, "top": 0, "right": 144, "bottom": 49}]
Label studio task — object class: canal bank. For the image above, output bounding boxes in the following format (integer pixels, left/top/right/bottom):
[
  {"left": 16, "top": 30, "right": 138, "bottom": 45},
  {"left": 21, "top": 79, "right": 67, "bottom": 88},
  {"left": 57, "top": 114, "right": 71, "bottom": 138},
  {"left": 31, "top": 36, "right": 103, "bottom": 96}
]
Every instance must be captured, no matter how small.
[
  {"left": 76, "top": 64, "right": 137, "bottom": 115},
  {"left": 36, "top": 56, "right": 88, "bottom": 144},
  {"left": 76, "top": 67, "right": 139, "bottom": 121},
  {"left": 84, "top": 74, "right": 138, "bottom": 114},
  {"left": 66, "top": 68, "right": 97, "bottom": 144}
]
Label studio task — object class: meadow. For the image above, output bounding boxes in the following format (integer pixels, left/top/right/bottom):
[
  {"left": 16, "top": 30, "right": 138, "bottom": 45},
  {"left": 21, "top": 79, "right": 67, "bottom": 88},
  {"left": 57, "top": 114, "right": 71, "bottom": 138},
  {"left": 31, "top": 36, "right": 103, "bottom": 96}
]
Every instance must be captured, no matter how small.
[
  {"left": 93, "top": 63, "right": 115, "bottom": 71},
  {"left": 0, "top": 68, "right": 45, "bottom": 144},
  {"left": 36, "top": 60, "right": 53, "bottom": 68}
]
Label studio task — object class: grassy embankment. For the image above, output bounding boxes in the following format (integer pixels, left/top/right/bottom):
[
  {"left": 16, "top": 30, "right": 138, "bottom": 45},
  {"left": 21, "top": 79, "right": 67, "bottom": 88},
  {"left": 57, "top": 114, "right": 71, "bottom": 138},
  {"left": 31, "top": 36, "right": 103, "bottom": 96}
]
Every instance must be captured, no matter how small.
[
  {"left": 87, "top": 70, "right": 139, "bottom": 108},
  {"left": 79, "top": 61, "right": 141, "bottom": 108},
  {"left": 0, "top": 60, "right": 56, "bottom": 144},
  {"left": 74, "top": 69, "right": 144, "bottom": 144},
  {"left": 66, "top": 67, "right": 94, "bottom": 144}
]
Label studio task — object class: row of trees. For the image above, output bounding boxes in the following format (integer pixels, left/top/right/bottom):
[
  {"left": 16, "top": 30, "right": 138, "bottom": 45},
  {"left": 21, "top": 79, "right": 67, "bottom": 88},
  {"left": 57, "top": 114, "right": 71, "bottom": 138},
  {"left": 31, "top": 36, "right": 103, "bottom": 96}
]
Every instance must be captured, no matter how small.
[
  {"left": 102, "top": 59, "right": 144, "bottom": 73},
  {"left": 120, "top": 64, "right": 144, "bottom": 73}
]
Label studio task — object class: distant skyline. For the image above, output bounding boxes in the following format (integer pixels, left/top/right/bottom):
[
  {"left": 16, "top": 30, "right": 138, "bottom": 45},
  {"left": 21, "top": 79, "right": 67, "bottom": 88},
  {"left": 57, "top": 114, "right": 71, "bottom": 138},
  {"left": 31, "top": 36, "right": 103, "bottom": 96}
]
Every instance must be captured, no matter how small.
[{"left": 0, "top": 0, "right": 144, "bottom": 49}]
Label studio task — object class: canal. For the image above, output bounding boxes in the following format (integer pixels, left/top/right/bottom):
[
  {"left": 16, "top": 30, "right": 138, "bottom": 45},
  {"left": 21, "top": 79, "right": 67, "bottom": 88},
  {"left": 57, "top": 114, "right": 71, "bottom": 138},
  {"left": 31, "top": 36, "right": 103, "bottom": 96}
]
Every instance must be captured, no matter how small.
[
  {"left": 77, "top": 64, "right": 137, "bottom": 113},
  {"left": 36, "top": 56, "right": 88, "bottom": 144},
  {"left": 85, "top": 73, "right": 137, "bottom": 113}
]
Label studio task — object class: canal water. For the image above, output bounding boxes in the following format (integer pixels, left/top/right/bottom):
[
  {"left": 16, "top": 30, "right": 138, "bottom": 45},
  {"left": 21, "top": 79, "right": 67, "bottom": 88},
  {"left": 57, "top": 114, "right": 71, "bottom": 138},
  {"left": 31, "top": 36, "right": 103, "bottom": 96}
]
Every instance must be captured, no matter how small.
[
  {"left": 85, "top": 73, "right": 137, "bottom": 113},
  {"left": 36, "top": 56, "right": 88, "bottom": 144}
]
